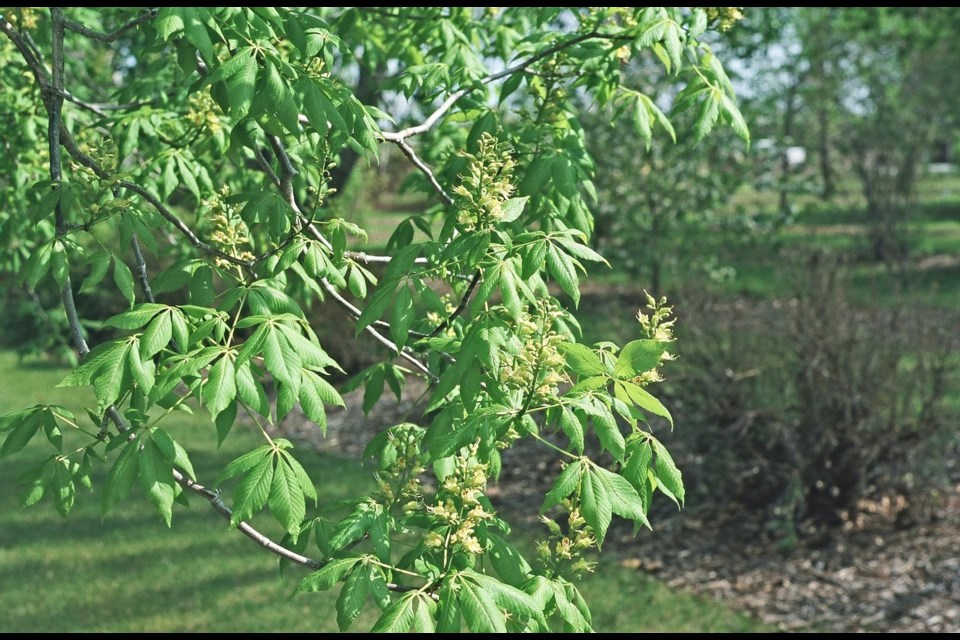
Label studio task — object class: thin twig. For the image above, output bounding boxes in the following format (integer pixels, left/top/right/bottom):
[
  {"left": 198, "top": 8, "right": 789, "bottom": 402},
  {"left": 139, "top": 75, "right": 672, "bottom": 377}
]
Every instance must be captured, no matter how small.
[
  {"left": 425, "top": 270, "right": 481, "bottom": 339},
  {"left": 320, "top": 278, "right": 438, "bottom": 381},
  {"left": 118, "top": 180, "right": 258, "bottom": 272},
  {"left": 63, "top": 8, "right": 158, "bottom": 43},
  {"left": 393, "top": 139, "right": 455, "bottom": 207}
]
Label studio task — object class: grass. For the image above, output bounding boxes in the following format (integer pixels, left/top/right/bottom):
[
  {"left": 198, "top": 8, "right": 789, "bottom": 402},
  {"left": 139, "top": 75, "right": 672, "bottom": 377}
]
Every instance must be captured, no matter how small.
[{"left": 0, "top": 351, "right": 770, "bottom": 632}]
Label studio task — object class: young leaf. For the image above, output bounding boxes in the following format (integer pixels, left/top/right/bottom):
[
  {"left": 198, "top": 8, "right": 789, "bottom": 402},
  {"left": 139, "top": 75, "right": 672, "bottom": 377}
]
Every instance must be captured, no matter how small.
[
  {"left": 390, "top": 283, "right": 415, "bottom": 349},
  {"left": 613, "top": 381, "right": 673, "bottom": 427},
  {"left": 268, "top": 456, "right": 306, "bottom": 536},
  {"left": 263, "top": 324, "right": 302, "bottom": 396},
  {"left": 592, "top": 409, "right": 626, "bottom": 462},
  {"left": 336, "top": 566, "right": 371, "bottom": 631},
  {"left": 370, "top": 592, "right": 418, "bottom": 633},
  {"left": 558, "top": 406, "right": 585, "bottom": 454},
  {"left": 543, "top": 459, "right": 583, "bottom": 510},
  {"left": 559, "top": 343, "right": 608, "bottom": 377},
  {"left": 458, "top": 574, "right": 507, "bottom": 633},
  {"left": 114, "top": 258, "right": 136, "bottom": 308},
  {"left": 141, "top": 311, "right": 173, "bottom": 360},
  {"left": 102, "top": 438, "right": 141, "bottom": 516},
  {"left": 592, "top": 465, "right": 651, "bottom": 530},
  {"left": 229, "top": 453, "right": 275, "bottom": 526},
  {"left": 580, "top": 468, "right": 613, "bottom": 546},
  {"left": 203, "top": 353, "right": 237, "bottom": 419},
  {"left": 546, "top": 244, "right": 580, "bottom": 306},
  {"left": 0, "top": 409, "right": 44, "bottom": 459},
  {"left": 139, "top": 438, "right": 176, "bottom": 526},
  {"left": 652, "top": 438, "right": 685, "bottom": 507},
  {"left": 296, "top": 557, "right": 360, "bottom": 593},
  {"left": 612, "top": 340, "right": 668, "bottom": 379}
]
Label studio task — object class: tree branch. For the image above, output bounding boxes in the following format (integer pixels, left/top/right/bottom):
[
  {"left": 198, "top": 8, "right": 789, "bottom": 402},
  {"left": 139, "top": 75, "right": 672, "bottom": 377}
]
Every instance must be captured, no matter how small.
[
  {"left": 259, "top": 134, "right": 437, "bottom": 379},
  {"left": 124, "top": 219, "right": 420, "bottom": 590},
  {"left": 17, "top": 7, "right": 425, "bottom": 596},
  {"left": 0, "top": 14, "right": 51, "bottom": 86},
  {"left": 63, "top": 8, "right": 158, "bottom": 43},
  {"left": 380, "top": 30, "right": 603, "bottom": 143}
]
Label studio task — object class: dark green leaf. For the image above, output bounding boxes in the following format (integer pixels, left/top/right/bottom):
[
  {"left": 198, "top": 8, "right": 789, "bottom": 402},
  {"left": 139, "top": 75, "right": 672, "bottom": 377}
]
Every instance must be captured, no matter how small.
[
  {"left": 370, "top": 592, "right": 417, "bottom": 633},
  {"left": 114, "top": 259, "right": 136, "bottom": 308},
  {"left": 336, "top": 566, "right": 370, "bottom": 631},
  {"left": 296, "top": 557, "right": 360, "bottom": 593}
]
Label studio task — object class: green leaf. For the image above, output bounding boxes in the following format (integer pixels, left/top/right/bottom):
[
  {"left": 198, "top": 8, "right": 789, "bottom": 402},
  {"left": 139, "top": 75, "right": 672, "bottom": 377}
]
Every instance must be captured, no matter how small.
[
  {"left": 458, "top": 574, "right": 507, "bottom": 633},
  {"left": 464, "top": 571, "right": 543, "bottom": 626},
  {"left": 543, "top": 459, "right": 582, "bottom": 510},
  {"left": 546, "top": 244, "right": 580, "bottom": 306},
  {"left": 612, "top": 340, "right": 668, "bottom": 379},
  {"left": 93, "top": 342, "right": 131, "bottom": 407},
  {"left": 180, "top": 8, "right": 215, "bottom": 65},
  {"left": 127, "top": 342, "right": 155, "bottom": 394},
  {"left": 0, "top": 409, "right": 43, "bottom": 458},
  {"left": 235, "top": 361, "right": 270, "bottom": 417},
  {"left": 436, "top": 579, "right": 461, "bottom": 633},
  {"left": 581, "top": 467, "right": 613, "bottom": 546},
  {"left": 141, "top": 311, "right": 173, "bottom": 359},
  {"left": 229, "top": 453, "right": 275, "bottom": 525},
  {"left": 336, "top": 566, "right": 370, "bottom": 631},
  {"left": 102, "top": 438, "right": 140, "bottom": 515},
  {"left": 593, "top": 408, "right": 626, "bottom": 462},
  {"left": 52, "top": 460, "right": 76, "bottom": 517},
  {"left": 262, "top": 324, "right": 302, "bottom": 396},
  {"left": 139, "top": 438, "right": 176, "bottom": 526},
  {"left": 593, "top": 465, "right": 651, "bottom": 530},
  {"left": 390, "top": 284, "right": 415, "bottom": 349},
  {"left": 299, "top": 369, "right": 343, "bottom": 435},
  {"left": 632, "top": 96, "right": 652, "bottom": 147},
  {"left": 411, "top": 595, "right": 437, "bottom": 633},
  {"left": 370, "top": 592, "right": 417, "bottom": 633},
  {"left": 225, "top": 50, "right": 257, "bottom": 118},
  {"left": 215, "top": 402, "right": 238, "bottom": 447},
  {"left": 176, "top": 155, "right": 201, "bottom": 201},
  {"left": 721, "top": 93, "right": 750, "bottom": 144},
  {"left": 500, "top": 196, "right": 528, "bottom": 223},
  {"left": 694, "top": 90, "right": 721, "bottom": 141},
  {"left": 487, "top": 533, "right": 532, "bottom": 588},
  {"left": 297, "top": 557, "right": 360, "bottom": 593},
  {"left": 105, "top": 304, "right": 166, "bottom": 330},
  {"left": 280, "top": 450, "right": 317, "bottom": 504},
  {"left": 558, "top": 406, "right": 585, "bottom": 454},
  {"left": 269, "top": 455, "right": 306, "bottom": 536},
  {"left": 559, "top": 343, "right": 607, "bottom": 377},
  {"left": 114, "top": 258, "right": 136, "bottom": 308},
  {"left": 613, "top": 381, "right": 673, "bottom": 427},
  {"left": 623, "top": 439, "right": 654, "bottom": 514},
  {"left": 81, "top": 252, "right": 113, "bottom": 294},
  {"left": 663, "top": 20, "right": 683, "bottom": 72},
  {"left": 652, "top": 438, "right": 685, "bottom": 506},
  {"left": 203, "top": 353, "right": 237, "bottom": 419}
]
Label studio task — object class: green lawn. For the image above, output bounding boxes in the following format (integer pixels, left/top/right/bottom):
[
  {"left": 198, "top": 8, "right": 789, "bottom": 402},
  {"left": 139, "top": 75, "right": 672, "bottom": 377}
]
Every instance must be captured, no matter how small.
[{"left": 0, "top": 351, "right": 768, "bottom": 632}]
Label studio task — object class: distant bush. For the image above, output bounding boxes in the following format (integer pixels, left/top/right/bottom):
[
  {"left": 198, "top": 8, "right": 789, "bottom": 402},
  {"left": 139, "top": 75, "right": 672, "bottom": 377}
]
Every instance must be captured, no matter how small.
[{"left": 672, "top": 252, "right": 956, "bottom": 542}]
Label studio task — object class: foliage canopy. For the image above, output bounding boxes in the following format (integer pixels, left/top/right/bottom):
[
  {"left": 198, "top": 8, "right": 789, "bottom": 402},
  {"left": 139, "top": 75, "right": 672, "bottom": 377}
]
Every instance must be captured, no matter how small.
[{"left": 0, "top": 7, "right": 746, "bottom": 632}]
